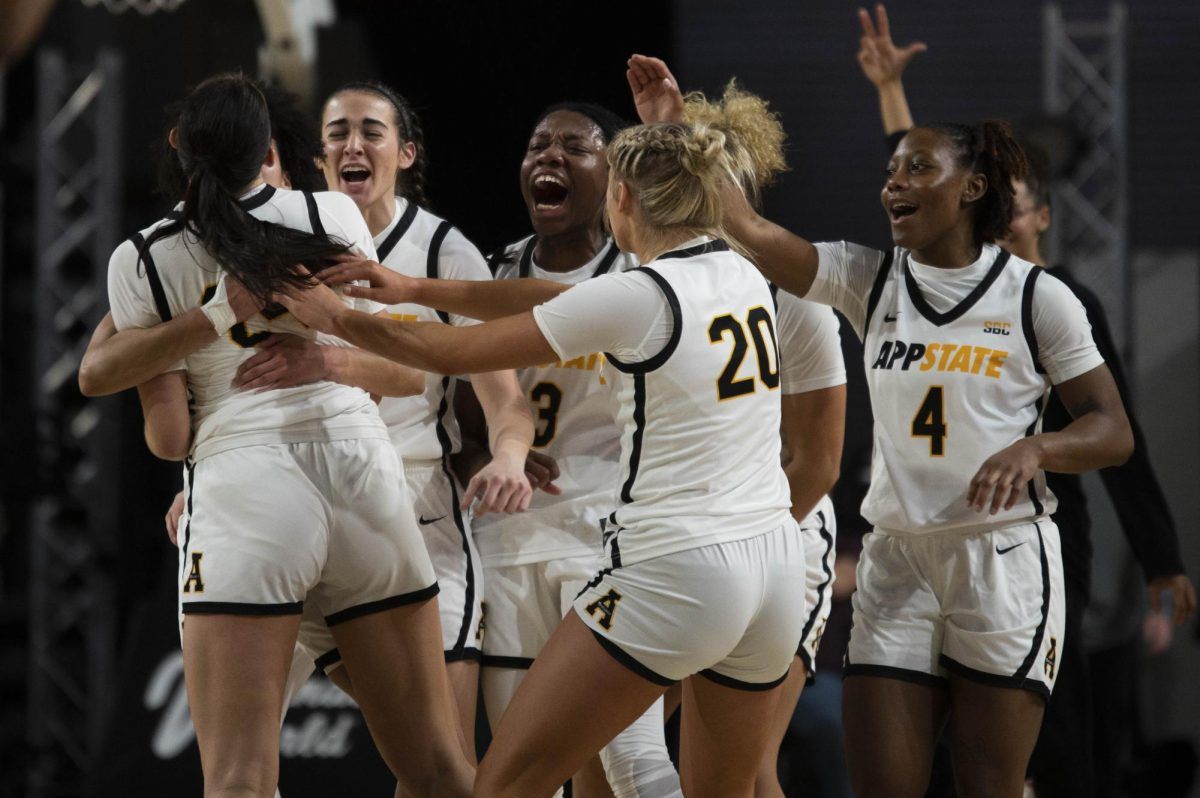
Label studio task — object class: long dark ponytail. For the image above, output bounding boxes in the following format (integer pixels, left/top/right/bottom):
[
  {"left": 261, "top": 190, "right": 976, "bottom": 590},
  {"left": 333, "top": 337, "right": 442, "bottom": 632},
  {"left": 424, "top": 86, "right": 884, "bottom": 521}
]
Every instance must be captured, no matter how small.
[
  {"left": 329, "top": 81, "right": 430, "bottom": 208},
  {"left": 143, "top": 73, "right": 348, "bottom": 300}
]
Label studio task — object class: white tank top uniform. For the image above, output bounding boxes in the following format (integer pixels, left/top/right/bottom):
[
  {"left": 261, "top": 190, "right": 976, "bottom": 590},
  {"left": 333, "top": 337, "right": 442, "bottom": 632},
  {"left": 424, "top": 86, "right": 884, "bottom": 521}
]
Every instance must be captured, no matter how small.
[
  {"left": 108, "top": 184, "right": 436, "bottom": 623},
  {"left": 773, "top": 287, "right": 845, "bottom": 679},
  {"left": 534, "top": 238, "right": 805, "bottom": 687},
  {"left": 808, "top": 241, "right": 1102, "bottom": 694}
]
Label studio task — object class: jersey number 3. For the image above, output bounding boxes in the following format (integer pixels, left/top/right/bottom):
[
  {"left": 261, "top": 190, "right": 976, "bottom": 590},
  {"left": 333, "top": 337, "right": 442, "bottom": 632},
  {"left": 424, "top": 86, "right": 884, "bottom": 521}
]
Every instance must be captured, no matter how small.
[
  {"left": 708, "top": 307, "right": 780, "bottom": 401},
  {"left": 530, "top": 382, "right": 562, "bottom": 447},
  {"left": 912, "top": 386, "right": 947, "bottom": 456}
]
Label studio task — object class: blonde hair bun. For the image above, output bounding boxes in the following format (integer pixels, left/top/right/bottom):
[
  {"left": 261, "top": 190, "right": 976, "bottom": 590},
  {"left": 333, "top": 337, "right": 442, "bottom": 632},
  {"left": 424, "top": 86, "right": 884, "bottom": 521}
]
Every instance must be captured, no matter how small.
[{"left": 683, "top": 79, "right": 787, "bottom": 198}]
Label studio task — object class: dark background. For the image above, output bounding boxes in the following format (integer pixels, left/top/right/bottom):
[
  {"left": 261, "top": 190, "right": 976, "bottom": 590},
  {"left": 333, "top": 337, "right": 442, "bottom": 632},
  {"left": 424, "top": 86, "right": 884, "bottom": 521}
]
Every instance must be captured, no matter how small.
[{"left": 2, "top": 0, "right": 1198, "bottom": 795}]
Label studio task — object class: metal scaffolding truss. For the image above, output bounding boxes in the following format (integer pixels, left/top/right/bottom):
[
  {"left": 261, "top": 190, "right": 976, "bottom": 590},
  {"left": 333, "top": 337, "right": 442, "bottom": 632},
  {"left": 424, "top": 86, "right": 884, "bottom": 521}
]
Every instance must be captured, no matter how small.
[
  {"left": 1042, "top": 3, "right": 1130, "bottom": 357},
  {"left": 29, "top": 48, "right": 123, "bottom": 798}
]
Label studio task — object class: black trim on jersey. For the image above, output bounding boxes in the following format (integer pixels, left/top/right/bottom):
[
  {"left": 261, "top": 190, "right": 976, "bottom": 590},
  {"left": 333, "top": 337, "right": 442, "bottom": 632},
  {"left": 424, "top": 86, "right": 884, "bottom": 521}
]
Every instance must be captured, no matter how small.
[
  {"left": 605, "top": 266, "right": 683, "bottom": 374},
  {"left": 427, "top": 220, "right": 454, "bottom": 323},
  {"left": 863, "top": 250, "right": 895, "bottom": 327},
  {"left": 444, "top": 647, "right": 481, "bottom": 663},
  {"left": 165, "top": 210, "right": 183, "bottom": 222},
  {"left": 314, "top": 648, "right": 342, "bottom": 672},
  {"left": 769, "top": 283, "right": 780, "bottom": 312},
  {"left": 375, "top": 200, "right": 420, "bottom": 262},
  {"left": 1021, "top": 266, "right": 1046, "bottom": 374},
  {"left": 182, "top": 601, "right": 303, "bottom": 616},
  {"left": 130, "top": 233, "right": 173, "bottom": 322},
  {"left": 903, "top": 248, "right": 1011, "bottom": 327},
  {"left": 324, "top": 582, "right": 440, "bottom": 626},
  {"left": 698, "top": 667, "right": 789, "bottom": 692},
  {"left": 618, "top": 374, "right": 647, "bottom": 505},
  {"left": 480, "top": 654, "right": 535, "bottom": 670},
  {"left": 1014, "top": 522, "right": 1051, "bottom": 682},
  {"left": 656, "top": 238, "right": 730, "bottom": 260},
  {"left": 843, "top": 663, "right": 948, "bottom": 688},
  {"left": 797, "top": 512, "right": 834, "bottom": 654},
  {"left": 592, "top": 239, "right": 621, "bottom": 276},
  {"left": 589, "top": 630, "right": 677, "bottom": 686},
  {"left": 303, "top": 191, "right": 325, "bottom": 237},
  {"left": 1024, "top": 396, "right": 1047, "bottom": 515},
  {"left": 940, "top": 655, "right": 1051, "bottom": 699},
  {"left": 517, "top": 236, "right": 537, "bottom": 278},
  {"left": 238, "top": 183, "right": 276, "bottom": 211}
]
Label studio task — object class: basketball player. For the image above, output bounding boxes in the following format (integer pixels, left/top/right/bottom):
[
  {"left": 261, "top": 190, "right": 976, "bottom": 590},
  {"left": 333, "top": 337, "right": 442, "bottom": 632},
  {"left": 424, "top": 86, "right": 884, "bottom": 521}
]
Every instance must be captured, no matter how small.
[
  {"left": 229, "top": 82, "right": 536, "bottom": 762},
  {"left": 628, "top": 54, "right": 1134, "bottom": 797},
  {"left": 853, "top": 9, "right": 1196, "bottom": 794},
  {"left": 452, "top": 101, "right": 681, "bottom": 798},
  {"left": 107, "top": 73, "right": 472, "bottom": 797},
  {"left": 282, "top": 120, "right": 808, "bottom": 798}
]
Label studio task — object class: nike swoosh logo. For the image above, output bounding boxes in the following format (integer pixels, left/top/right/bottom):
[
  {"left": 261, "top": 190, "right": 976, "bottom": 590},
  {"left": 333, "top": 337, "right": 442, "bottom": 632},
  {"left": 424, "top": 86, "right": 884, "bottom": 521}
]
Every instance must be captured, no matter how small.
[
  {"left": 996, "top": 542, "right": 1026, "bottom": 555},
  {"left": 418, "top": 515, "right": 446, "bottom": 526},
  {"left": 884, "top": 313, "right": 899, "bottom": 323}
]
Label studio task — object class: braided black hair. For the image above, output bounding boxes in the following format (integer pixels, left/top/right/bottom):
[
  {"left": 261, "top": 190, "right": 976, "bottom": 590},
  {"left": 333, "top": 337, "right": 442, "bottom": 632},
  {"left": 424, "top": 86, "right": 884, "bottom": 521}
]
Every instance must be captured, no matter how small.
[
  {"left": 917, "top": 119, "right": 1030, "bottom": 246},
  {"left": 330, "top": 81, "right": 430, "bottom": 208}
]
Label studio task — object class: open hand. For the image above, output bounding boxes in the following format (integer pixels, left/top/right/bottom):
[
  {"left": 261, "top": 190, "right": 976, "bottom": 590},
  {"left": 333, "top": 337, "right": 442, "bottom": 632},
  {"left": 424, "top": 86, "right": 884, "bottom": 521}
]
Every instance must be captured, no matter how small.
[
  {"left": 857, "top": 4, "right": 926, "bottom": 87},
  {"left": 232, "top": 334, "right": 330, "bottom": 391},
  {"left": 1146, "top": 574, "right": 1197, "bottom": 628},
  {"left": 626, "top": 54, "right": 686, "bottom": 124},
  {"left": 967, "top": 438, "right": 1041, "bottom": 514},
  {"left": 318, "top": 253, "right": 418, "bottom": 307},
  {"left": 274, "top": 278, "right": 348, "bottom": 334}
]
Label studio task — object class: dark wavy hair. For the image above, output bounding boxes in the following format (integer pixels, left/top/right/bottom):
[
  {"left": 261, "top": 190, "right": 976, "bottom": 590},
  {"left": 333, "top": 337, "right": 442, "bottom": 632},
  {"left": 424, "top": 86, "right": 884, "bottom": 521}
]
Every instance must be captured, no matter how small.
[
  {"left": 915, "top": 120, "right": 1031, "bottom": 246},
  {"left": 142, "top": 73, "right": 348, "bottom": 300},
  {"left": 326, "top": 81, "right": 430, "bottom": 208}
]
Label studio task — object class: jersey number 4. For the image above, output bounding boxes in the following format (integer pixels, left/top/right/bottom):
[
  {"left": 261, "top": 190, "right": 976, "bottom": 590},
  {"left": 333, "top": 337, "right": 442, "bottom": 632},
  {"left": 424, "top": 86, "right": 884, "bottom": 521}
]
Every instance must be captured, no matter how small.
[
  {"left": 708, "top": 307, "right": 780, "bottom": 401},
  {"left": 912, "top": 386, "right": 947, "bottom": 456}
]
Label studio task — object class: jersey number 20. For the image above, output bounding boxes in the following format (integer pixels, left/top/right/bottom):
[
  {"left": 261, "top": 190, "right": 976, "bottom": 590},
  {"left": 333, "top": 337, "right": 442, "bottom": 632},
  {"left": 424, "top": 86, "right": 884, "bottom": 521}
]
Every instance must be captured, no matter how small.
[{"left": 708, "top": 307, "right": 780, "bottom": 401}]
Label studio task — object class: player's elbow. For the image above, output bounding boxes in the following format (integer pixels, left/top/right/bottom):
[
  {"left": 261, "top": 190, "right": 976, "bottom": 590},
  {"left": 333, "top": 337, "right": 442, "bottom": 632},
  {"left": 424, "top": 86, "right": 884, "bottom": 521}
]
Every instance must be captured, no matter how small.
[
  {"left": 78, "top": 358, "right": 110, "bottom": 397},
  {"left": 1110, "top": 419, "right": 1135, "bottom": 467},
  {"left": 144, "top": 424, "right": 191, "bottom": 461},
  {"left": 399, "top": 369, "right": 425, "bottom": 397}
]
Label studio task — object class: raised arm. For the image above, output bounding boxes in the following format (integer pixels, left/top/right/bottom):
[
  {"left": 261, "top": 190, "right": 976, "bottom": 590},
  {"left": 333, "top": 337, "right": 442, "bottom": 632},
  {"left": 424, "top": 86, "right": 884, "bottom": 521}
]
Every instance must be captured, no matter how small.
[
  {"left": 856, "top": 4, "right": 924, "bottom": 136},
  {"left": 317, "top": 257, "right": 570, "bottom": 321}
]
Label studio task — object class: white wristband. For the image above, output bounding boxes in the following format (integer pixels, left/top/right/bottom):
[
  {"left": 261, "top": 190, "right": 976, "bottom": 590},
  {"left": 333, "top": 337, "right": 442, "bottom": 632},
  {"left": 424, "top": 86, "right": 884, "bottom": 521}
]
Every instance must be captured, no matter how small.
[{"left": 200, "top": 275, "right": 239, "bottom": 335}]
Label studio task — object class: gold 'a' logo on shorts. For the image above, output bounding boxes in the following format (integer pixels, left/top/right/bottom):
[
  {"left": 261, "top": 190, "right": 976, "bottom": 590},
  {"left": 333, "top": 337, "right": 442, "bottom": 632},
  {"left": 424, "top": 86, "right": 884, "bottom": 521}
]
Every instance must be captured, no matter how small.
[
  {"left": 182, "top": 552, "right": 205, "bottom": 594},
  {"left": 1044, "top": 636, "right": 1057, "bottom": 679},
  {"left": 585, "top": 589, "right": 623, "bottom": 630}
]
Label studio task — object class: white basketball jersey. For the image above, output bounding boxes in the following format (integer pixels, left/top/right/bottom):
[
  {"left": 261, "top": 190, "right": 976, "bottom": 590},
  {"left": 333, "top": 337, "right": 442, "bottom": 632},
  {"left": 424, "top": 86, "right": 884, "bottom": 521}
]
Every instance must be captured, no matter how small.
[
  {"left": 106, "top": 185, "right": 387, "bottom": 461},
  {"left": 600, "top": 241, "right": 792, "bottom": 567},
  {"left": 474, "top": 235, "right": 637, "bottom": 567},
  {"left": 861, "top": 247, "right": 1056, "bottom": 534},
  {"left": 371, "top": 199, "right": 491, "bottom": 463}
]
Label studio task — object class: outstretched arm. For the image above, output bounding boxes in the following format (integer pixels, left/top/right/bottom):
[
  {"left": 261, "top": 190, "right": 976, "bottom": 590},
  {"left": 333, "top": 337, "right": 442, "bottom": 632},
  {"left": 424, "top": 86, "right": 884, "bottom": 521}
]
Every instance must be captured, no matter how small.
[
  {"left": 231, "top": 332, "right": 425, "bottom": 398},
  {"left": 626, "top": 54, "right": 822, "bottom": 297},
  {"left": 856, "top": 4, "right": 924, "bottom": 136},
  {"left": 316, "top": 257, "right": 569, "bottom": 321}
]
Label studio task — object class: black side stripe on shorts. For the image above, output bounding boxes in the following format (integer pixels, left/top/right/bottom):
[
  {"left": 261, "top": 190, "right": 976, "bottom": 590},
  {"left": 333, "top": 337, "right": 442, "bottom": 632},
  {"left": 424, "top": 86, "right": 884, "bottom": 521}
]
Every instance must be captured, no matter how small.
[
  {"left": 303, "top": 191, "right": 325, "bottom": 237},
  {"left": 797, "top": 512, "right": 835, "bottom": 652},
  {"left": 863, "top": 249, "right": 895, "bottom": 329},
  {"left": 130, "top": 233, "right": 172, "bottom": 322},
  {"left": 843, "top": 662, "right": 948, "bottom": 688},
  {"left": 326, "top": 583, "right": 440, "bottom": 626},
  {"left": 375, "top": 200, "right": 420, "bottom": 262},
  {"left": 1014, "top": 522, "right": 1051, "bottom": 682},
  {"left": 425, "top": 219, "right": 476, "bottom": 655},
  {"left": 179, "top": 458, "right": 196, "bottom": 587},
  {"left": 1021, "top": 266, "right": 1046, "bottom": 374},
  {"left": 590, "top": 630, "right": 676, "bottom": 686},
  {"left": 698, "top": 667, "right": 789, "bottom": 692}
]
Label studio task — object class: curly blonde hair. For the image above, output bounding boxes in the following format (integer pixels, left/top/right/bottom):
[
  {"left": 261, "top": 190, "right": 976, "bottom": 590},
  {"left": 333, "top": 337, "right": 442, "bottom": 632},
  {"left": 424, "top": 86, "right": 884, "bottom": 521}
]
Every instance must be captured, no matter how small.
[
  {"left": 682, "top": 79, "right": 787, "bottom": 205},
  {"left": 607, "top": 121, "right": 751, "bottom": 257}
]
